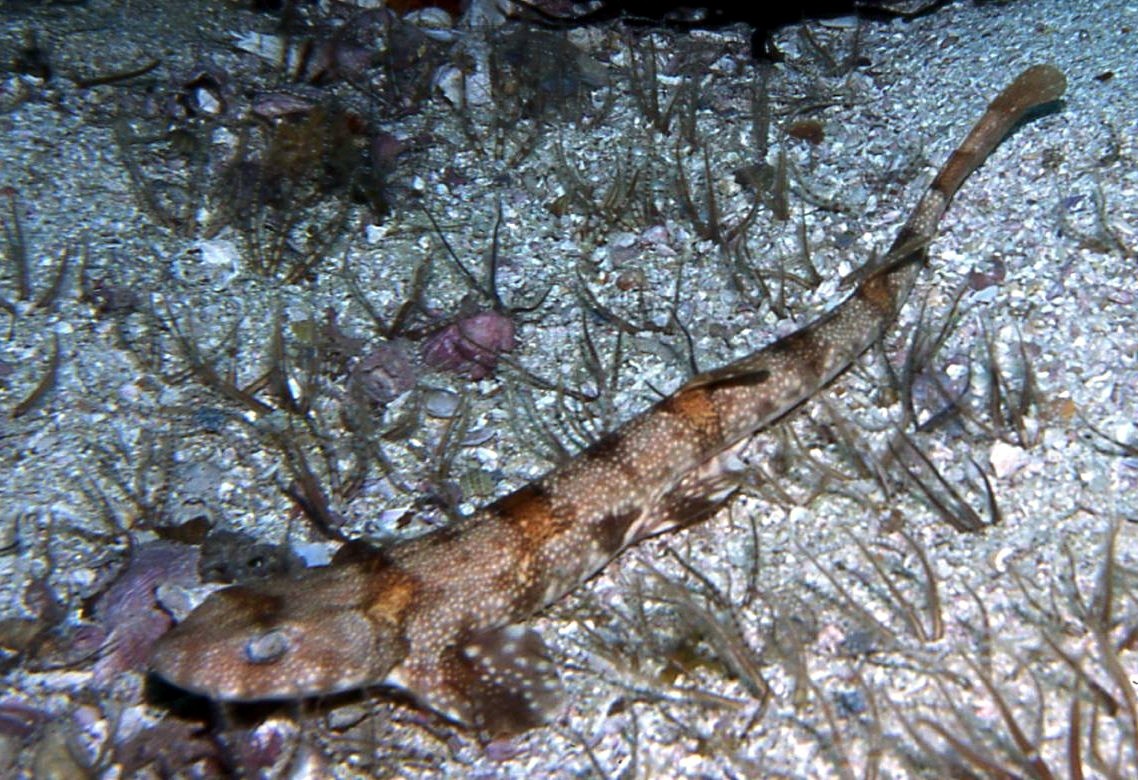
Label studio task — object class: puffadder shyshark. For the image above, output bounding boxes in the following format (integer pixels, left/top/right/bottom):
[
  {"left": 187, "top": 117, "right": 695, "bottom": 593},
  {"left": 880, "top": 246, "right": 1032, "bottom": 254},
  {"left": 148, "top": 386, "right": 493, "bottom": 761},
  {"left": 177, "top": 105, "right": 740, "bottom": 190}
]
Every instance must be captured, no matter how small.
[{"left": 151, "top": 65, "right": 1066, "bottom": 734}]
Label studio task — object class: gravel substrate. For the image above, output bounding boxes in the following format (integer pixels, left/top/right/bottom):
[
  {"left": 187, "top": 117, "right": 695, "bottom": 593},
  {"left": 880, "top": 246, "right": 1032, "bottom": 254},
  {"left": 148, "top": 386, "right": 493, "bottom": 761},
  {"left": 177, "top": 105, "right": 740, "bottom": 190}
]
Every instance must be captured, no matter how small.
[{"left": 0, "top": 0, "right": 1135, "bottom": 777}]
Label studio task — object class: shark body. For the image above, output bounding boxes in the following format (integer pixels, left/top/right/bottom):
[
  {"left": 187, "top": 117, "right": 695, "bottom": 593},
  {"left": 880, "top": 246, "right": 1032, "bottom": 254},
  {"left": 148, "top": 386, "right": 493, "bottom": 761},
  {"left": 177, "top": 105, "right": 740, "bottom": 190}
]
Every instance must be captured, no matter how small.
[{"left": 150, "top": 65, "right": 1066, "bottom": 734}]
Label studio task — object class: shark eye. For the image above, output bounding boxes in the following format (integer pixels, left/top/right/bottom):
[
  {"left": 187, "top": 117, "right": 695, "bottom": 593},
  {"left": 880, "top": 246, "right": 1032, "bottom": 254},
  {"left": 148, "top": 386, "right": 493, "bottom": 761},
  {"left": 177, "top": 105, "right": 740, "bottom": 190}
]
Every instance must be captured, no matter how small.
[{"left": 244, "top": 629, "right": 290, "bottom": 665}]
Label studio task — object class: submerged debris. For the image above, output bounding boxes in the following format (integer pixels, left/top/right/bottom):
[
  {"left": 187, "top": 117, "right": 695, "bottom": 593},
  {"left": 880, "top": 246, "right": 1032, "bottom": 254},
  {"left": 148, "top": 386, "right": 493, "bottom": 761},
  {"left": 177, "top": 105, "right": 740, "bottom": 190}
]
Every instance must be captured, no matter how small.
[
  {"left": 90, "top": 542, "right": 200, "bottom": 686},
  {"left": 349, "top": 341, "right": 418, "bottom": 406}
]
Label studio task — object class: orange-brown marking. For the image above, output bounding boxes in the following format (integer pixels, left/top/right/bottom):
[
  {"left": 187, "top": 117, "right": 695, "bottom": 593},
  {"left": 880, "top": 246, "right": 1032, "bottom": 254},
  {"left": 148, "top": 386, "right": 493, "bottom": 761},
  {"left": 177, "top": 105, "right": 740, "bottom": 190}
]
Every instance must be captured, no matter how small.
[
  {"left": 856, "top": 270, "right": 897, "bottom": 315},
  {"left": 366, "top": 568, "right": 419, "bottom": 626},
  {"left": 217, "top": 587, "right": 287, "bottom": 627},
  {"left": 662, "top": 386, "right": 722, "bottom": 443},
  {"left": 493, "top": 484, "right": 573, "bottom": 547},
  {"left": 146, "top": 66, "right": 1067, "bottom": 733}
]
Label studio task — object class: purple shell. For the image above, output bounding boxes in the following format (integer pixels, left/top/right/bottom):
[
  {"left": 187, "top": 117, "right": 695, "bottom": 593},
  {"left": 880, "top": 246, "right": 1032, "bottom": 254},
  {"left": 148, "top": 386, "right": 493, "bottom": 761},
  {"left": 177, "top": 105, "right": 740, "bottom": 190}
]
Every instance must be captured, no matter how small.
[
  {"left": 421, "top": 310, "right": 516, "bottom": 380},
  {"left": 115, "top": 717, "right": 219, "bottom": 775}
]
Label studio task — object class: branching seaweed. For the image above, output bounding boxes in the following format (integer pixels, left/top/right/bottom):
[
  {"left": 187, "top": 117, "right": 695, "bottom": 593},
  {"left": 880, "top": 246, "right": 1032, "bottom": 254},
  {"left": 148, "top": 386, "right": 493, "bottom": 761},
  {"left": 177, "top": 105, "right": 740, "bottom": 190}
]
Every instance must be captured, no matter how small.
[
  {"left": 799, "top": 524, "right": 943, "bottom": 648},
  {"left": 646, "top": 557, "right": 770, "bottom": 704},
  {"left": 981, "top": 321, "right": 1039, "bottom": 448},
  {"left": 2, "top": 187, "right": 31, "bottom": 302},
  {"left": 886, "top": 429, "right": 999, "bottom": 533},
  {"left": 674, "top": 141, "right": 763, "bottom": 251},
  {"left": 623, "top": 33, "right": 693, "bottom": 138},
  {"left": 1, "top": 191, "right": 76, "bottom": 323},
  {"left": 9, "top": 332, "right": 60, "bottom": 419},
  {"left": 113, "top": 119, "right": 210, "bottom": 235},
  {"left": 550, "top": 135, "right": 659, "bottom": 234},
  {"left": 890, "top": 520, "right": 1138, "bottom": 777}
]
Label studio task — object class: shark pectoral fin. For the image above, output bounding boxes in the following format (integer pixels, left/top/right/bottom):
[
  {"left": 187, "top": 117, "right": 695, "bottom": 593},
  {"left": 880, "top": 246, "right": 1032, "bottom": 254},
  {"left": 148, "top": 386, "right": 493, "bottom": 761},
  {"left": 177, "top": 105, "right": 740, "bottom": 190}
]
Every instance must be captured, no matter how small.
[
  {"left": 392, "top": 624, "right": 563, "bottom": 736},
  {"left": 452, "top": 624, "right": 564, "bottom": 735},
  {"left": 387, "top": 625, "right": 563, "bottom": 735}
]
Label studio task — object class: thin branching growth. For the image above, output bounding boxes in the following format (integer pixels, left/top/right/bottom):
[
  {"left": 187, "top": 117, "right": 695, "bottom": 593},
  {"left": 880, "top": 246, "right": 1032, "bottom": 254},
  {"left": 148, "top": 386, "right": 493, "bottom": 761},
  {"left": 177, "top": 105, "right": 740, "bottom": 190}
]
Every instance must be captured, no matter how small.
[
  {"left": 644, "top": 558, "right": 770, "bottom": 704},
  {"left": 886, "top": 429, "right": 996, "bottom": 533},
  {"left": 89, "top": 428, "right": 176, "bottom": 532},
  {"left": 166, "top": 308, "right": 273, "bottom": 416},
  {"left": 796, "top": 669, "right": 862, "bottom": 780},
  {"left": 799, "top": 523, "right": 944, "bottom": 648},
  {"left": 550, "top": 135, "right": 658, "bottom": 234},
  {"left": 501, "top": 309, "right": 626, "bottom": 466},
  {"left": 113, "top": 119, "right": 209, "bottom": 235},
  {"left": 889, "top": 520, "right": 1138, "bottom": 776},
  {"left": 796, "top": 21, "right": 868, "bottom": 79},
  {"left": 9, "top": 333, "right": 61, "bottom": 419},
  {"left": 0, "top": 191, "right": 75, "bottom": 324},
  {"left": 982, "top": 321, "right": 1039, "bottom": 448},
  {"left": 894, "top": 289, "right": 968, "bottom": 432},
  {"left": 674, "top": 141, "right": 763, "bottom": 251},
  {"left": 623, "top": 33, "right": 692, "bottom": 137},
  {"left": 2, "top": 187, "right": 30, "bottom": 301}
]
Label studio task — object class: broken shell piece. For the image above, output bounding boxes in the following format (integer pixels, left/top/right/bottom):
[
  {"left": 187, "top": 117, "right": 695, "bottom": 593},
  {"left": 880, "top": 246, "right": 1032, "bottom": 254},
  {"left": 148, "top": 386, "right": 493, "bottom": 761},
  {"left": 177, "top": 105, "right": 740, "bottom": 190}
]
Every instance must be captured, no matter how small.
[
  {"left": 404, "top": 8, "right": 456, "bottom": 42},
  {"left": 232, "top": 31, "right": 286, "bottom": 65},
  {"left": 252, "top": 91, "right": 316, "bottom": 120},
  {"left": 433, "top": 62, "right": 492, "bottom": 109},
  {"left": 424, "top": 388, "right": 461, "bottom": 418},
  {"left": 434, "top": 65, "right": 464, "bottom": 108},
  {"left": 989, "top": 440, "right": 1027, "bottom": 478}
]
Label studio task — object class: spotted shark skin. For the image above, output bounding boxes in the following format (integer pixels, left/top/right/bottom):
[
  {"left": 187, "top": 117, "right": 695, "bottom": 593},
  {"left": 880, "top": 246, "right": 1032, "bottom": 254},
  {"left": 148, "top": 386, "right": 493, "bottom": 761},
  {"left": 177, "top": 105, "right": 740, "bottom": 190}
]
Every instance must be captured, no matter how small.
[{"left": 150, "top": 65, "right": 1066, "bottom": 735}]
